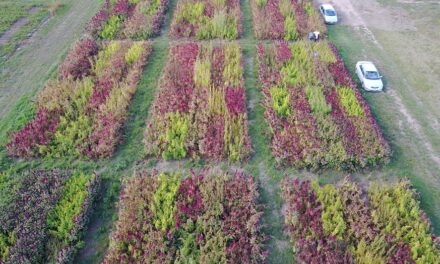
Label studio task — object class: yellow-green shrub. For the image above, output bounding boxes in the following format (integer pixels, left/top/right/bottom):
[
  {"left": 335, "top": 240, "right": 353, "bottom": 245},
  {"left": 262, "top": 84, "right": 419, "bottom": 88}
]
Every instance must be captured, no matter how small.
[
  {"left": 151, "top": 172, "right": 181, "bottom": 231},
  {"left": 100, "top": 15, "right": 123, "bottom": 40},
  {"left": 312, "top": 181, "right": 347, "bottom": 240},
  {"left": 223, "top": 43, "right": 242, "bottom": 87},
  {"left": 160, "top": 112, "right": 190, "bottom": 160},
  {"left": 305, "top": 85, "right": 331, "bottom": 115},
  {"left": 125, "top": 42, "right": 144, "bottom": 64},
  {"left": 270, "top": 86, "right": 290, "bottom": 117},
  {"left": 337, "top": 86, "right": 364, "bottom": 117},
  {"left": 93, "top": 42, "right": 121, "bottom": 76}
]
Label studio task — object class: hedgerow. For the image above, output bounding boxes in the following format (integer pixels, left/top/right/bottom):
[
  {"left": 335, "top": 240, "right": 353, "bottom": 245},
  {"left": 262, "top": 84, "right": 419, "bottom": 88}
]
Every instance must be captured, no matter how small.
[
  {"left": 103, "top": 169, "right": 266, "bottom": 263},
  {"left": 282, "top": 178, "right": 440, "bottom": 264},
  {"left": 145, "top": 42, "right": 251, "bottom": 161}
]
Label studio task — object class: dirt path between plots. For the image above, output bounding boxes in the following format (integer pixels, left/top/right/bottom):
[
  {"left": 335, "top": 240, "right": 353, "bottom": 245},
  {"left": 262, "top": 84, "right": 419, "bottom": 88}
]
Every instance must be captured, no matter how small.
[
  {"left": 0, "top": 7, "right": 40, "bottom": 45},
  {"left": 0, "top": 0, "right": 101, "bottom": 119},
  {"left": 315, "top": 0, "right": 440, "bottom": 170}
]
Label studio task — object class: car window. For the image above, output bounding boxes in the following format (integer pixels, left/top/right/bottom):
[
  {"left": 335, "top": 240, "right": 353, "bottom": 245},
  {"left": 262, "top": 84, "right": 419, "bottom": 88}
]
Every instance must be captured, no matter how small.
[
  {"left": 360, "top": 65, "right": 365, "bottom": 76},
  {"left": 325, "top": 10, "right": 336, "bottom": 16},
  {"left": 365, "top": 71, "right": 381, "bottom": 80}
]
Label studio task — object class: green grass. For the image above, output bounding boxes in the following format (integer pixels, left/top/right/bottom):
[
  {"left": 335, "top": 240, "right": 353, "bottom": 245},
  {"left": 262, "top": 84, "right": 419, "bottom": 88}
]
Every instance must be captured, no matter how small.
[{"left": 0, "top": 0, "right": 53, "bottom": 58}]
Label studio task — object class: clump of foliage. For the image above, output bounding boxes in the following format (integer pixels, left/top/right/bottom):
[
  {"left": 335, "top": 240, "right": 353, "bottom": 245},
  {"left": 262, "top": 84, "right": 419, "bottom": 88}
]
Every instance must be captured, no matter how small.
[{"left": 59, "top": 37, "right": 99, "bottom": 80}]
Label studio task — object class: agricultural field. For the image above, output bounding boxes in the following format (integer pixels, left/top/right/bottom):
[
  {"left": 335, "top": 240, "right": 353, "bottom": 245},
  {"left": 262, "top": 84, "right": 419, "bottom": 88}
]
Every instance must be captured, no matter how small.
[
  {"left": 282, "top": 178, "right": 440, "bottom": 263},
  {"left": 0, "top": 169, "right": 100, "bottom": 263},
  {"left": 170, "top": 0, "right": 240, "bottom": 39},
  {"left": 257, "top": 41, "right": 389, "bottom": 169},
  {"left": 7, "top": 39, "right": 152, "bottom": 159},
  {"left": 104, "top": 169, "right": 266, "bottom": 263},
  {"left": 0, "top": 0, "right": 439, "bottom": 263},
  {"left": 88, "top": 0, "right": 168, "bottom": 40},
  {"left": 0, "top": 0, "right": 50, "bottom": 57},
  {"left": 145, "top": 42, "right": 251, "bottom": 161},
  {"left": 250, "top": 0, "right": 325, "bottom": 40}
]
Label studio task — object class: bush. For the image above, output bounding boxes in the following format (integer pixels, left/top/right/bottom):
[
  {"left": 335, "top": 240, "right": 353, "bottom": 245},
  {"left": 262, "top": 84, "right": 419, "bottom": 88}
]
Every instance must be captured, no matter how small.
[
  {"left": 124, "top": 42, "right": 144, "bottom": 64},
  {"left": 284, "top": 16, "right": 298, "bottom": 41},
  {"left": 161, "top": 112, "right": 190, "bottom": 160},
  {"left": 270, "top": 86, "right": 290, "bottom": 117},
  {"left": 305, "top": 85, "right": 331, "bottom": 115},
  {"left": 59, "top": 38, "right": 99, "bottom": 80},
  {"left": 337, "top": 86, "right": 364, "bottom": 117},
  {"left": 100, "top": 15, "right": 123, "bottom": 39}
]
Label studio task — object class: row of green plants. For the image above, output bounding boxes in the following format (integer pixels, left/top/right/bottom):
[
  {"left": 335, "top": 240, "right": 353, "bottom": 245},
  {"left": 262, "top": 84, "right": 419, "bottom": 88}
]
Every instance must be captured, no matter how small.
[
  {"left": 88, "top": 0, "right": 169, "bottom": 40},
  {"left": 0, "top": 169, "right": 100, "bottom": 264},
  {"left": 6, "top": 39, "right": 152, "bottom": 159},
  {"left": 103, "top": 169, "right": 266, "bottom": 263},
  {"left": 170, "top": 0, "right": 240, "bottom": 39},
  {"left": 281, "top": 177, "right": 440, "bottom": 263},
  {"left": 257, "top": 41, "right": 390, "bottom": 170},
  {"left": 250, "top": 0, "right": 326, "bottom": 40},
  {"left": 145, "top": 42, "right": 252, "bottom": 161}
]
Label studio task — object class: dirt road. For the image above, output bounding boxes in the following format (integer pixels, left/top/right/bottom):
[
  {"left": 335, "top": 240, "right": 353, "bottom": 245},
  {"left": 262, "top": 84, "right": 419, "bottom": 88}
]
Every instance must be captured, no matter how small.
[{"left": 0, "top": 0, "right": 101, "bottom": 119}]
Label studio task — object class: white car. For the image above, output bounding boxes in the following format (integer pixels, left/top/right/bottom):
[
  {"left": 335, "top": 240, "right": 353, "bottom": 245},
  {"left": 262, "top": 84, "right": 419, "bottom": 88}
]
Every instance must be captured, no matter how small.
[
  {"left": 319, "top": 4, "right": 338, "bottom": 24},
  {"left": 356, "top": 61, "right": 384, "bottom": 92}
]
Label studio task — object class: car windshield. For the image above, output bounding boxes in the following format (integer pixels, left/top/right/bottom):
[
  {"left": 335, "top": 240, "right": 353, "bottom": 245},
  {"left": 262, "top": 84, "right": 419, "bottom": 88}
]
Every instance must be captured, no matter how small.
[
  {"left": 325, "top": 10, "right": 336, "bottom": 16},
  {"left": 365, "top": 71, "right": 381, "bottom": 80}
]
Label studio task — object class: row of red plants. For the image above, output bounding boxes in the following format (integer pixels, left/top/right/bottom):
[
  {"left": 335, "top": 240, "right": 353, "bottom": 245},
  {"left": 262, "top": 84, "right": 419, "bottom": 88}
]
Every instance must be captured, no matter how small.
[
  {"left": 250, "top": 0, "right": 326, "bottom": 40},
  {"left": 0, "top": 169, "right": 100, "bottom": 264},
  {"left": 257, "top": 41, "right": 390, "bottom": 170},
  {"left": 103, "top": 169, "right": 267, "bottom": 263},
  {"left": 88, "top": 0, "right": 168, "bottom": 40},
  {"left": 281, "top": 177, "right": 440, "bottom": 263},
  {"left": 7, "top": 38, "right": 152, "bottom": 159},
  {"left": 144, "top": 42, "right": 252, "bottom": 161}
]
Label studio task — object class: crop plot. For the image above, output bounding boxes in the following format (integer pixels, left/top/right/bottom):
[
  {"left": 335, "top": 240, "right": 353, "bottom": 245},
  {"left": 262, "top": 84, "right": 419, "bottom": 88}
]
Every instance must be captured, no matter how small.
[
  {"left": 88, "top": 0, "right": 168, "bottom": 40},
  {"left": 257, "top": 41, "right": 390, "bottom": 169},
  {"left": 145, "top": 42, "right": 251, "bottom": 161},
  {"left": 250, "top": 0, "right": 326, "bottom": 40},
  {"left": 0, "top": 169, "right": 100, "bottom": 263},
  {"left": 282, "top": 178, "right": 440, "bottom": 263},
  {"left": 103, "top": 169, "right": 266, "bottom": 263},
  {"left": 170, "top": 0, "right": 240, "bottom": 39},
  {"left": 7, "top": 39, "right": 152, "bottom": 159}
]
